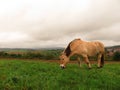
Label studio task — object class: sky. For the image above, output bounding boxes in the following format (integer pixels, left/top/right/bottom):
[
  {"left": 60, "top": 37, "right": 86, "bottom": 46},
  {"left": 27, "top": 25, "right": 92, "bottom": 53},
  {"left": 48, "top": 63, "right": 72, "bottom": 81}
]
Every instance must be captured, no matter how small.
[{"left": 0, "top": 0, "right": 120, "bottom": 48}]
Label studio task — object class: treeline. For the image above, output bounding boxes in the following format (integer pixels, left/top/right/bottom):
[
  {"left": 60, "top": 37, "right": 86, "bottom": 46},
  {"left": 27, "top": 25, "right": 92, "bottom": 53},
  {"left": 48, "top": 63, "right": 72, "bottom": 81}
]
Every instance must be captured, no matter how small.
[
  {"left": 0, "top": 49, "right": 63, "bottom": 60},
  {"left": 0, "top": 49, "right": 120, "bottom": 61}
]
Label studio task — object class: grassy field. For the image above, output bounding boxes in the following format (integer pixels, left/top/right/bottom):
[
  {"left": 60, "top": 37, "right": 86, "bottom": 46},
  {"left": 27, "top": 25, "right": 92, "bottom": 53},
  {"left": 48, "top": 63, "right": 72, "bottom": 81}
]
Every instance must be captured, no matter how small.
[{"left": 0, "top": 59, "right": 120, "bottom": 90}]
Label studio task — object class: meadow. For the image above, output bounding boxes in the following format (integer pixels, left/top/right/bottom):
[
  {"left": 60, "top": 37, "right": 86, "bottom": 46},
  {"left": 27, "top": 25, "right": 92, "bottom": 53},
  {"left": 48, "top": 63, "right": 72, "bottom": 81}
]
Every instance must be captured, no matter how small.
[{"left": 0, "top": 59, "right": 120, "bottom": 90}]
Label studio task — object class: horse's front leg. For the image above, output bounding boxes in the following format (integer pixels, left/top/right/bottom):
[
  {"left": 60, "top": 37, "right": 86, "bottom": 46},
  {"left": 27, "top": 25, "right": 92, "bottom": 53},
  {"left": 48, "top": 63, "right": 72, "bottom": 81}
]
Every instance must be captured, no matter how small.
[
  {"left": 83, "top": 55, "right": 91, "bottom": 69},
  {"left": 77, "top": 57, "right": 81, "bottom": 67}
]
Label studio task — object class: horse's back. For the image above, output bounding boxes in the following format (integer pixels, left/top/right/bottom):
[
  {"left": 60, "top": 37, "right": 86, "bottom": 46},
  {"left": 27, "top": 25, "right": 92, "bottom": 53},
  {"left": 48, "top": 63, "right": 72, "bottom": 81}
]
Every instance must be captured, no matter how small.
[
  {"left": 84, "top": 41, "right": 104, "bottom": 56},
  {"left": 69, "top": 39, "right": 105, "bottom": 56},
  {"left": 93, "top": 41, "right": 104, "bottom": 53}
]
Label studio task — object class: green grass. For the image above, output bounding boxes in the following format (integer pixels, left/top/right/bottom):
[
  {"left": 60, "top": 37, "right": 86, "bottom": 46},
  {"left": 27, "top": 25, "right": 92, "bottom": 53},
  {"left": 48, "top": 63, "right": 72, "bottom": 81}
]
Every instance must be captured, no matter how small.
[{"left": 0, "top": 59, "right": 120, "bottom": 90}]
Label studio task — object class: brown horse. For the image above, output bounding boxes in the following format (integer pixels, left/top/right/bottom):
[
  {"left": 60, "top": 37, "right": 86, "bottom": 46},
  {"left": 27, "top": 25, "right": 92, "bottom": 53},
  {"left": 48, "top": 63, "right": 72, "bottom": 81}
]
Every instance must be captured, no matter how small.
[{"left": 60, "top": 38, "right": 105, "bottom": 69}]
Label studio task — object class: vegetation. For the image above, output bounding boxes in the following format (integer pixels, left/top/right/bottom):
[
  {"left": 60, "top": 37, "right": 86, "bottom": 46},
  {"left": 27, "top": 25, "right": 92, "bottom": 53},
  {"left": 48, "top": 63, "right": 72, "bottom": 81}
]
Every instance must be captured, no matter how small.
[
  {"left": 0, "top": 59, "right": 119, "bottom": 90},
  {"left": 113, "top": 51, "right": 120, "bottom": 61},
  {"left": 0, "top": 49, "right": 63, "bottom": 60}
]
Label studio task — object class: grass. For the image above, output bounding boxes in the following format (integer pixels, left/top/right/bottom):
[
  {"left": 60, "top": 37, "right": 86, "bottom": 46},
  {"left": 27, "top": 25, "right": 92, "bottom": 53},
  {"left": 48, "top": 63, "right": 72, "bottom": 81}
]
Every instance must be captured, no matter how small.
[{"left": 0, "top": 59, "right": 119, "bottom": 90}]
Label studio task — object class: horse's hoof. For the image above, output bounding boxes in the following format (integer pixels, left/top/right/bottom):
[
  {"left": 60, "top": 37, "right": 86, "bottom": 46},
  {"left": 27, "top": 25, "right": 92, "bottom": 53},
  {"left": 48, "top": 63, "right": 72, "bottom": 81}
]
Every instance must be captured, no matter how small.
[
  {"left": 88, "top": 68, "right": 92, "bottom": 70},
  {"left": 97, "top": 66, "right": 103, "bottom": 69}
]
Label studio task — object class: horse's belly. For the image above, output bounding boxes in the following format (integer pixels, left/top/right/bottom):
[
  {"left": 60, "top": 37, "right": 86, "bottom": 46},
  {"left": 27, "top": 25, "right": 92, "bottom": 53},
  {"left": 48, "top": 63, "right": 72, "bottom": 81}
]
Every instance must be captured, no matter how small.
[
  {"left": 87, "top": 49, "right": 98, "bottom": 57},
  {"left": 88, "top": 52, "right": 97, "bottom": 57}
]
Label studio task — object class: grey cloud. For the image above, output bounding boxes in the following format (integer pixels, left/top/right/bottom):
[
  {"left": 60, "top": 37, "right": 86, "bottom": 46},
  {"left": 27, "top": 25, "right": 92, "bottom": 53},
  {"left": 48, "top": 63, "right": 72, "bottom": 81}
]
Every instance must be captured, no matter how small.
[
  {"left": 87, "top": 23, "right": 120, "bottom": 41},
  {"left": 0, "top": 0, "right": 120, "bottom": 48}
]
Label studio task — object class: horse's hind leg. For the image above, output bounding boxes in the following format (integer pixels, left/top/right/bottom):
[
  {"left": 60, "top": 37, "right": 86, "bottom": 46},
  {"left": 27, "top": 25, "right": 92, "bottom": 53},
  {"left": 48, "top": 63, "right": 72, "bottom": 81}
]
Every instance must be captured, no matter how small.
[
  {"left": 97, "top": 54, "right": 102, "bottom": 68},
  {"left": 83, "top": 55, "right": 91, "bottom": 69}
]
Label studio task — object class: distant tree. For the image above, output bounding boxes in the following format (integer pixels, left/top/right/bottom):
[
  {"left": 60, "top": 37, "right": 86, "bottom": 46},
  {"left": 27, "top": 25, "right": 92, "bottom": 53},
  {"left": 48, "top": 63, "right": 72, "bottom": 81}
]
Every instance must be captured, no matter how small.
[{"left": 113, "top": 51, "right": 120, "bottom": 61}]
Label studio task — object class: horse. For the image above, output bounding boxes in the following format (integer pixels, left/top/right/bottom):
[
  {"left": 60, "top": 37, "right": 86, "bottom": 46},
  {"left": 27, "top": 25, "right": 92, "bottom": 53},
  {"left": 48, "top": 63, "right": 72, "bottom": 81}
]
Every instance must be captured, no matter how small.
[{"left": 59, "top": 38, "right": 105, "bottom": 69}]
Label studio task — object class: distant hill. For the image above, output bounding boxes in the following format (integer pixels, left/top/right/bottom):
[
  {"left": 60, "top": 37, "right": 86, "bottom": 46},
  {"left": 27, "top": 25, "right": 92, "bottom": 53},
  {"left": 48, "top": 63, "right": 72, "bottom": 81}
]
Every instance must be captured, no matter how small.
[
  {"left": 105, "top": 45, "right": 120, "bottom": 56},
  {"left": 105, "top": 45, "right": 120, "bottom": 52},
  {"left": 0, "top": 47, "right": 64, "bottom": 51},
  {"left": 106, "top": 45, "right": 120, "bottom": 49}
]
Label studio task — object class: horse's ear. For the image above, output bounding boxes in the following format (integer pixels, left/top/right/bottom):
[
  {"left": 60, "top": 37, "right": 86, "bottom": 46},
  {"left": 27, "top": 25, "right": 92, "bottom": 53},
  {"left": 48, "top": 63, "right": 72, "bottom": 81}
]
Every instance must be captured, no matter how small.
[
  {"left": 59, "top": 55, "right": 61, "bottom": 59},
  {"left": 58, "top": 56, "right": 61, "bottom": 60},
  {"left": 60, "top": 52, "right": 63, "bottom": 58}
]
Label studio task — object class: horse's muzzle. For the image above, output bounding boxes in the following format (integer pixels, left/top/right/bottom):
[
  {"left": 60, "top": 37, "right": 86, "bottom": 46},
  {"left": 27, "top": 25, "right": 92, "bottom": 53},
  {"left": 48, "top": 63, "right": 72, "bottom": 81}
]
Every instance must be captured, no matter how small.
[
  {"left": 61, "top": 66, "right": 65, "bottom": 69},
  {"left": 60, "top": 64, "right": 65, "bottom": 69}
]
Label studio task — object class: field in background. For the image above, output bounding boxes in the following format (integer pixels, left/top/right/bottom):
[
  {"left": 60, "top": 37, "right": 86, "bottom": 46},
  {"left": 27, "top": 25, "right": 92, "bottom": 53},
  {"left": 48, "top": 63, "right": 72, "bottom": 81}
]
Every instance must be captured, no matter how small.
[{"left": 0, "top": 59, "right": 120, "bottom": 90}]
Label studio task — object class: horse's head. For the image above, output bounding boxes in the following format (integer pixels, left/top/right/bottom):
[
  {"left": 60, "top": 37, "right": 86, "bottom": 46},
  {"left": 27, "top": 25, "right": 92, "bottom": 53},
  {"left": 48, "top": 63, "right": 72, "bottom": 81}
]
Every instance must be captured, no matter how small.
[{"left": 59, "top": 53, "right": 69, "bottom": 69}]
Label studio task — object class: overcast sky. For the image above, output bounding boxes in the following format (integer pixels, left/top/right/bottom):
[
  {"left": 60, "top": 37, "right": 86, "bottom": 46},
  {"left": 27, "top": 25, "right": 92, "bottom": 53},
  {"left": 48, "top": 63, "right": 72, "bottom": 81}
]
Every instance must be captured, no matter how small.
[{"left": 0, "top": 0, "right": 120, "bottom": 48}]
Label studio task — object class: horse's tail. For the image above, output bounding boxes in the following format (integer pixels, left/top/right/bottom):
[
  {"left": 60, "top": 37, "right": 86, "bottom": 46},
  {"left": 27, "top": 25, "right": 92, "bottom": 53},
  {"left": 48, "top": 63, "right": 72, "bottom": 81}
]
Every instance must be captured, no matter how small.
[{"left": 101, "top": 54, "right": 104, "bottom": 67}]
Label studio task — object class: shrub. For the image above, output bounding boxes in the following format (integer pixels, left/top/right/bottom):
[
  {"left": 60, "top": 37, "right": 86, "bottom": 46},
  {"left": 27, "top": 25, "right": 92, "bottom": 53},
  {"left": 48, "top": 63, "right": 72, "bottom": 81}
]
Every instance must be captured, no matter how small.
[{"left": 113, "top": 51, "right": 120, "bottom": 61}]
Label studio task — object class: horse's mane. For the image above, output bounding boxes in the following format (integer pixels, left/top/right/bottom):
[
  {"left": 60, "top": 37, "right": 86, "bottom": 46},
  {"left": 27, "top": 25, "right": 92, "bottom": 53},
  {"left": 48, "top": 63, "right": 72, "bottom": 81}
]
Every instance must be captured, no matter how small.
[
  {"left": 64, "top": 38, "right": 81, "bottom": 57},
  {"left": 64, "top": 42, "right": 71, "bottom": 57}
]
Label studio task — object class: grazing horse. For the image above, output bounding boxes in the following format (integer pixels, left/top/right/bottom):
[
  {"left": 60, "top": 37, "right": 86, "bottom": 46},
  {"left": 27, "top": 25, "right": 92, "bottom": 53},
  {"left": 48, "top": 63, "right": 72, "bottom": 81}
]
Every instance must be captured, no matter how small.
[{"left": 59, "top": 38, "right": 105, "bottom": 69}]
